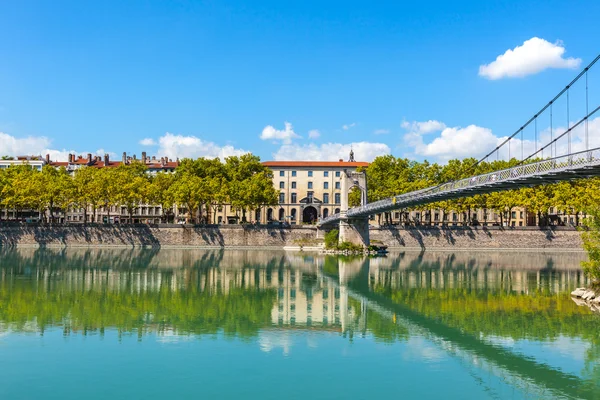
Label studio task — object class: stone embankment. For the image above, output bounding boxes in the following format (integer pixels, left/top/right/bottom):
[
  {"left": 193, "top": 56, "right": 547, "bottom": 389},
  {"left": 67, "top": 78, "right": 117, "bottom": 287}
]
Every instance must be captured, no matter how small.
[
  {"left": 0, "top": 224, "right": 585, "bottom": 249},
  {"left": 369, "top": 226, "right": 583, "bottom": 249},
  {"left": 571, "top": 287, "right": 600, "bottom": 313}
]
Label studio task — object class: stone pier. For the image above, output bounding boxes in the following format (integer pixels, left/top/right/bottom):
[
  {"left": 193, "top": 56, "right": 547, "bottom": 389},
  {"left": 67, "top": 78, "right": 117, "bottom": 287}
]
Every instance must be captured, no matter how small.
[{"left": 339, "top": 217, "right": 370, "bottom": 247}]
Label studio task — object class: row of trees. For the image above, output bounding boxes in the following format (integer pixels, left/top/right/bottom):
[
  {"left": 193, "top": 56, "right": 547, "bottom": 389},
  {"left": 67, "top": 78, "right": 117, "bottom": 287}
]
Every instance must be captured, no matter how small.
[
  {"left": 0, "top": 154, "right": 278, "bottom": 224},
  {"left": 361, "top": 155, "right": 600, "bottom": 226}
]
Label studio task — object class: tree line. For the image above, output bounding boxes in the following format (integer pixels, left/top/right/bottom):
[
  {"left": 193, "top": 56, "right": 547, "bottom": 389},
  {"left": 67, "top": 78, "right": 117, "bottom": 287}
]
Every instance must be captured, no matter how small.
[
  {"left": 0, "top": 154, "right": 278, "bottom": 223},
  {"left": 361, "top": 155, "right": 600, "bottom": 226}
]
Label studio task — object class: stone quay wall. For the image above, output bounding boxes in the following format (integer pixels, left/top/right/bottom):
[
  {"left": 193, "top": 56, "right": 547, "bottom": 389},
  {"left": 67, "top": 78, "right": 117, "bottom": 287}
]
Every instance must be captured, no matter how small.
[
  {"left": 0, "top": 224, "right": 584, "bottom": 249},
  {"left": 369, "top": 226, "right": 583, "bottom": 250},
  {"left": 0, "top": 224, "right": 316, "bottom": 248}
]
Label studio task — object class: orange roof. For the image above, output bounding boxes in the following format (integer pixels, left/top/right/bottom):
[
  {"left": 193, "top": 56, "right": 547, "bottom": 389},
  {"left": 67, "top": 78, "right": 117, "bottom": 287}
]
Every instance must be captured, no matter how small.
[{"left": 262, "top": 161, "right": 369, "bottom": 168}]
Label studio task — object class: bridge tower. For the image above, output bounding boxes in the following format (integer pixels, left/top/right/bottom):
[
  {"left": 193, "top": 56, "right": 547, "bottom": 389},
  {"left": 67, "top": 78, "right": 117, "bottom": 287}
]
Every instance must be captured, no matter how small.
[{"left": 338, "top": 166, "right": 370, "bottom": 247}]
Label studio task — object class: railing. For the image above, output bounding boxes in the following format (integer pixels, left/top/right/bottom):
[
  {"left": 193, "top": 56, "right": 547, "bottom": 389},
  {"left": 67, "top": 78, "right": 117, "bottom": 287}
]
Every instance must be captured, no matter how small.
[{"left": 318, "top": 147, "right": 600, "bottom": 225}]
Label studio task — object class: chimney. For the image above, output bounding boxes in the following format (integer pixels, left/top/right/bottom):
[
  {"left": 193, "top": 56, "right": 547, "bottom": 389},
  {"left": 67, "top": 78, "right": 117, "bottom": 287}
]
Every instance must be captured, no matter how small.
[
  {"left": 122, "top": 152, "right": 127, "bottom": 164},
  {"left": 152, "top": 155, "right": 156, "bottom": 161},
  {"left": 160, "top": 157, "right": 165, "bottom": 166},
  {"left": 87, "top": 153, "right": 92, "bottom": 164},
  {"left": 45, "top": 154, "right": 50, "bottom": 163},
  {"left": 104, "top": 154, "right": 110, "bottom": 165},
  {"left": 142, "top": 151, "right": 147, "bottom": 164},
  {"left": 133, "top": 154, "right": 137, "bottom": 161}
]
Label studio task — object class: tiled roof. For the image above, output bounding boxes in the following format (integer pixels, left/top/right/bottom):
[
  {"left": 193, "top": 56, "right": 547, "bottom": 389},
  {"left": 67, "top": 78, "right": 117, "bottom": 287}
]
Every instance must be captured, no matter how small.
[{"left": 262, "top": 161, "right": 369, "bottom": 168}]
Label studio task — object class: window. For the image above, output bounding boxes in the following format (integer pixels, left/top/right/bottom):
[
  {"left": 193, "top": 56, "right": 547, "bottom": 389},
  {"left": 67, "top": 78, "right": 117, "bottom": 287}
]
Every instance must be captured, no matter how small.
[
  {"left": 291, "top": 182, "right": 296, "bottom": 189},
  {"left": 279, "top": 193, "right": 285, "bottom": 203},
  {"left": 308, "top": 182, "right": 313, "bottom": 189},
  {"left": 335, "top": 182, "right": 340, "bottom": 189},
  {"left": 434, "top": 213, "right": 439, "bottom": 221},
  {"left": 453, "top": 213, "right": 457, "bottom": 221},
  {"left": 335, "top": 171, "right": 340, "bottom": 177},
  {"left": 324, "top": 171, "right": 329, "bottom": 177},
  {"left": 334, "top": 193, "right": 341, "bottom": 204},
  {"left": 323, "top": 182, "right": 329, "bottom": 189},
  {"left": 323, "top": 208, "right": 329, "bottom": 218},
  {"left": 291, "top": 193, "right": 297, "bottom": 203},
  {"left": 308, "top": 171, "right": 313, "bottom": 177},
  {"left": 511, "top": 211, "right": 516, "bottom": 219},
  {"left": 307, "top": 191, "right": 314, "bottom": 202},
  {"left": 292, "top": 171, "right": 297, "bottom": 177},
  {"left": 291, "top": 208, "right": 297, "bottom": 220},
  {"left": 279, "top": 171, "right": 284, "bottom": 177},
  {"left": 323, "top": 193, "right": 329, "bottom": 204},
  {"left": 520, "top": 211, "right": 523, "bottom": 218},
  {"left": 279, "top": 181, "right": 285, "bottom": 189},
  {"left": 279, "top": 208, "right": 285, "bottom": 221}
]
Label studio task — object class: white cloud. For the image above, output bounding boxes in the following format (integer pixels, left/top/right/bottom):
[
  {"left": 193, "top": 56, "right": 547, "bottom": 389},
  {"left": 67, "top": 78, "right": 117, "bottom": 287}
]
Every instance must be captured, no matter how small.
[
  {"left": 260, "top": 121, "right": 300, "bottom": 144},
  {"left": 342, "top": 122, "right": 356, "bottom": 130},
  {"left": 308, "top": 129, "right": 321, "bottom": 139},
  {"left": 402, "top": 120, "right": 540, "bottom": 162},
  {"left": 139, "top": 138, "right": 157, "bottom": 146},
  {"left": 273, "top": 141, "right": 390, "bottom": 162},
  {"left": 401, "top": 120, "right": 446, "bottom": 134},
  {"left": 157, "top": 132, "right": 248, "bottom": 160},
  {"left": 479, "top": 37, "right": 581, "bottom": 80},
  {"left": 0, "top": 131, "right": 112, "bottom": 161},
  {"left": 373, "top": 129, "right": 390, "bottom": 135}
]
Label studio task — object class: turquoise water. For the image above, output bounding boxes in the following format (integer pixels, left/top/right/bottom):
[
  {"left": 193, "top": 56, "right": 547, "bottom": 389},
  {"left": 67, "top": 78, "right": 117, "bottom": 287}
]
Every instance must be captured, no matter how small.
[{"left": 0, "top": 248, "right": 599, "bottom": 399}]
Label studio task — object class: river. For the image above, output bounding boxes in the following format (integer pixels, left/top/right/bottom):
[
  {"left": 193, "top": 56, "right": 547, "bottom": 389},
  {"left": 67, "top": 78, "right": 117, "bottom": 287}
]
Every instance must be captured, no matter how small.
[{"left": 0, "top": 248, "right": 598, "bottom": 399}]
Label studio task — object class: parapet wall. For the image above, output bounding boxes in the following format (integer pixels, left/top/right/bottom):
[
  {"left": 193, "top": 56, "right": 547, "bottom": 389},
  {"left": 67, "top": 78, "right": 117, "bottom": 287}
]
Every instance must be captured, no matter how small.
[
  {"left": 369, "top": 226, "right": 583, "bottom": 249},
  {"left": 0, "top": 224, "right": 316, "bottom": 248},
  {"left": 0, "top": 224, "right": 584, "bottom": 249}
]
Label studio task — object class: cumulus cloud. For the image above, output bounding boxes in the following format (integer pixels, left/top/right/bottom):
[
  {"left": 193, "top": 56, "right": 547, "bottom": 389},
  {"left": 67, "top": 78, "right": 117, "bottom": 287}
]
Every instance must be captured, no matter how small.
[
  {"left": 401, "top": 120, "right": 446, "bottom": 135},
  {"left": 157, "top": 132, "right": 248, "bottom": 160},
  {"left": 0, "top": 131, "right": 111, "bottom": 161},
  {"left": 479, "top": 37, "right": 581, "bottom": 80},
  {"left": 273, "top": 141, "right": 390, "bottom": 162},
  {"left": 260, "top": 121, "right": 300, "bottom": 144},
  {"left": 402, "top": 120, "right": 537, "bottom": 162},
  {"left": 0, "top": 132, "right": 52, "bottom": 156},
  {"left": 373, "top": 129, "right": 390, "bottom": 135},
  {"left": 139, "top": 138, "right": 157, "bottom": 146},
  {"left": 342, "top": 123, "right": 356, "bottom": 130},
  {"left": 308, "top": 129, "right": 321, "bottom": 139}
]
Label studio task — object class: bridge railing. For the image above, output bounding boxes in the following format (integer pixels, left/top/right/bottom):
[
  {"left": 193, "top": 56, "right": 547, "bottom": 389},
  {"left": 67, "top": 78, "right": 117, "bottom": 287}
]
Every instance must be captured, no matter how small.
[{"left": 318, "top": 148, "right": 600, "bottom": 225}]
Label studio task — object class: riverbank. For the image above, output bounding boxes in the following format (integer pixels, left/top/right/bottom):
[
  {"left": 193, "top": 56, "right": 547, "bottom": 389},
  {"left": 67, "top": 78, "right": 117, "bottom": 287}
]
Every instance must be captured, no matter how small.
[{"left": 0, "top": 224, "right": 584, "bottom": 249}]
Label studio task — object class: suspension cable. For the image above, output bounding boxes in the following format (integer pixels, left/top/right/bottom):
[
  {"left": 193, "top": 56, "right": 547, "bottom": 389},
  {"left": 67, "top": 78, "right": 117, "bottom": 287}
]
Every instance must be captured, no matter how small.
[{"left": 469, "top": 54, "right": 600, "bottom": 169}]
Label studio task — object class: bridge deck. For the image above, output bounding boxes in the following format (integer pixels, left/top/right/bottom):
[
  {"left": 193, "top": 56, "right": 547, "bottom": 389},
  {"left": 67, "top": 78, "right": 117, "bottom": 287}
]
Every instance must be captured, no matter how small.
[{"left": 319, "top": 147, "right": 600, "bottom": 226}]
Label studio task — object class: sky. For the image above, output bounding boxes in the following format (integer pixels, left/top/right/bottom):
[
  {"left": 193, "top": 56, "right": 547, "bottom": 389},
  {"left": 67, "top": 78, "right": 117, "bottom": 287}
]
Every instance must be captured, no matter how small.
[{"left": 1, "top": 0, "right": 599, "bottom": 163}]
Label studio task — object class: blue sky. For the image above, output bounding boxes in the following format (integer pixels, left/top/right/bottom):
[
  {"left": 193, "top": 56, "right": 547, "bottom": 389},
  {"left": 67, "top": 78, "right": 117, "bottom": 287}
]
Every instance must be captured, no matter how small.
[{"left": 1, "top": 0, "right": 599, "bottom": 162}]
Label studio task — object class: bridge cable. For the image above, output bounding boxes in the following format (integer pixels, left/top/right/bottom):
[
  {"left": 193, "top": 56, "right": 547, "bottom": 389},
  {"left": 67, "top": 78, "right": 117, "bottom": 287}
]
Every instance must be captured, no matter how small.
[
  {"left": 469, "top": 53, "right": 600, "bottom": 170},
  {"left": 567, "top": 87, "right": 571, "bottom": 156},
  {"left": 550, "top": 102, "right": 554, "bottom": 158},
  {"left": 518, "top": 104, "right": 600, "bottom": 165},
  {"left": 586, "top": 70, "right": 589, "bottom": 151}
]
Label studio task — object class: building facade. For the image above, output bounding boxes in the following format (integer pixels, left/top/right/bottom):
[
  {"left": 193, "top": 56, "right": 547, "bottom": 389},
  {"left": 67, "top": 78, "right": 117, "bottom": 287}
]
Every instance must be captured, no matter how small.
[{"left": 0, "top": 152, "right": 589, "bottom": 227}]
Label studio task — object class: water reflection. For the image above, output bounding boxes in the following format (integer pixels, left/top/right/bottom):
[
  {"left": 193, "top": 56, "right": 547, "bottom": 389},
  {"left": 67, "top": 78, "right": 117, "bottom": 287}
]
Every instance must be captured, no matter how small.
[{"left": 0, "top": 248, "right": 598, "bottom": 398}]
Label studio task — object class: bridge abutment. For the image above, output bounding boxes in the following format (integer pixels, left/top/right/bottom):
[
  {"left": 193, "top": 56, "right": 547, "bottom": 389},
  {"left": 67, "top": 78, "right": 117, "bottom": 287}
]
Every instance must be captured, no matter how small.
[{"left": 339, "top": 217, "right": 370, "bottom": 247}]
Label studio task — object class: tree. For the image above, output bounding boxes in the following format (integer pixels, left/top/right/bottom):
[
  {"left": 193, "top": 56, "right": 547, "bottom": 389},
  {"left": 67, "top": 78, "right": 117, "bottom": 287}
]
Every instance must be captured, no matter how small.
[
  {"left": 39, "top": 165, "right": 72, "bottom": 223},
  {"left": 114, "top": 163, "right": 149, "bottom": 222},
  {"left": 582, "top": 208, "right": 600, "bottom": 282},
  {"left": 169, "top": 174, "right": 203, "bottom": 223},
  {"left": 148, "top": 172, "right": 175, "bottom": 223}
]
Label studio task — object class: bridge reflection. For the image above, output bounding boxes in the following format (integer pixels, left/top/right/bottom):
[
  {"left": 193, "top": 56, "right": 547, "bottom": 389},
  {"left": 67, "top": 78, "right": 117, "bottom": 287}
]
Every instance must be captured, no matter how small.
[{"left": 0, "top": 248, "right": 598, "bottom": 397}]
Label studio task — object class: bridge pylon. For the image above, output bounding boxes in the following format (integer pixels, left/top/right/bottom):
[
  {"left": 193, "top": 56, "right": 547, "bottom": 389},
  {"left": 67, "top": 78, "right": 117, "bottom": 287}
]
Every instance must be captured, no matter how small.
[{"left": 338, "top": 169, "right": 370, "bottom": 247}]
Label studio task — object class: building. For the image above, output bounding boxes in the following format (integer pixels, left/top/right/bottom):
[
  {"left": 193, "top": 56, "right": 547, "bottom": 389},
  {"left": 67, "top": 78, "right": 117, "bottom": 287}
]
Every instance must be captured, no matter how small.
[
  {"left": 257, "top": 158, "right": 369, "bottom": 225},
  {"left": 0, "top": 151, "right": 588, "bottom": 227}
]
